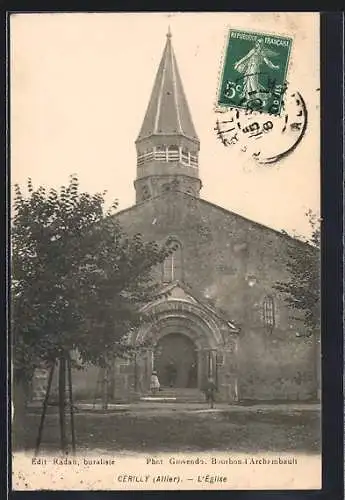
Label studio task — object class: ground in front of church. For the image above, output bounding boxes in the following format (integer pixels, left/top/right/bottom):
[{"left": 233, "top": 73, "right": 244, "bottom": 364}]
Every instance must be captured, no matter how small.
[{"left": 13, "top": 402, "right": 320, "bottom": 454}]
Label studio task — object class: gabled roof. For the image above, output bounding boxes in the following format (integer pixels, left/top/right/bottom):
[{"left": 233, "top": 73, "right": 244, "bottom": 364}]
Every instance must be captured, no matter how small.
[
  {"left": 136, "top": 30, "right": 199, "bottom": 142},
  {"left": 142, "top": 281, "right": 240, "bottom": 334},
  {"left": 115, "top": 190, "right": 315, "bottom": 250}
]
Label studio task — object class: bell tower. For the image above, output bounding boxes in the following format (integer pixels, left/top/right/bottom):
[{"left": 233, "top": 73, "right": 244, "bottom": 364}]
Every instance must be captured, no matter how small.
[{"left": 134, "top": 29, "right": 201, "bottom": 203}]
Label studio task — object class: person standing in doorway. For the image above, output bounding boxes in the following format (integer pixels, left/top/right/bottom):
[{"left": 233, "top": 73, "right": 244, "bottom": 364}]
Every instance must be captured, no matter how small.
[
  {"left": 204, "top": 376, "right": 217, "bottom": 409},
  {"left": 150, "top": 370, "right": 160, "bottom": 395},
  {"left": 188, "top": 362, "right": 197, "bottom": 387},
  {"left": 225, "top": 373, "right": 233, "bottom": 405},
  {"left": 165, "top": 361, "right": 177, "bottom": 388}
]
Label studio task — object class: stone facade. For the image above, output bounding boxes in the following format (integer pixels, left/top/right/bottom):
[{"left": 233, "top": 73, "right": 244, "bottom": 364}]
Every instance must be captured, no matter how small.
[
  {"left": 32, "top": 30, "right": 319, "bottom": 405},
  {"left": 45, "top": 191, "right": 318, "bottom": 403},
  {"left": 110, "top": 191, "right": 319, "bottom": 402}
]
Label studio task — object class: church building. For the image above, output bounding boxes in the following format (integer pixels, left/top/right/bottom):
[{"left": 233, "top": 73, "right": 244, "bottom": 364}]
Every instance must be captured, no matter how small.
[{"left": 35, "top": 31, "right": 319, "bottom": 404}]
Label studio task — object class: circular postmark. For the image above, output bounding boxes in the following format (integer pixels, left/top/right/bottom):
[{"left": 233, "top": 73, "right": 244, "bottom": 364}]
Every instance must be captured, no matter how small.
[{"left": 214, "top": 91, "right": 308, "bottom": 164}]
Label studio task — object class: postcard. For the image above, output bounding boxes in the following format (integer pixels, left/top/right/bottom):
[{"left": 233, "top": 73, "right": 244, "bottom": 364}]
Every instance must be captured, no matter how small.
[{"left": 11, "top": 12, "right": 321, "bottom": 490}]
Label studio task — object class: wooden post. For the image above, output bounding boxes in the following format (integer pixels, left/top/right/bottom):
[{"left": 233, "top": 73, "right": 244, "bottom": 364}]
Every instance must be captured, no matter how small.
[
  {"left": 134, "top": 352, "right": 138, "bottom": 392},
  {"left": 34, "top": 362, "right": 55, "bottom": 456},
  {"left": 93, "top": 369, "right": 102, "bottom": 409},
  {"left": 104, "top": 364, "right": 110, "bottom": 410},
  {"left": 101, "top": 365, "right": 109, "bottom": 411},
  {"left": 67, "top": 354, "right": 76, "bottom": 454},
  {"left": 58, "top": 356, "right": 67, "bottom": 453},
  {"left": 215, "top": 355, "right": 219, "bottom": 390},
  {"left": 207, "top": 350, "right": 212, "bottom": 378}
]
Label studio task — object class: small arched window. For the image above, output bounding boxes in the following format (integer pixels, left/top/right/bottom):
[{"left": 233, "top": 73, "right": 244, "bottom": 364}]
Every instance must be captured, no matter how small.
[
  {"left": 162, "top": 239, "right": 183, "bottom": 282},
  {"left": 141, "top": 185, "right": 151, "bottom": 200},
  {"left": 263, "top": 296, "right": 275, "bottom": 332},
  {"left": 190, "top": 152, "right": 198, "bottom": 167},
  {"left": 155, "top": 145, "right": 167, "bottom": 161},
  {"left": 137, "top": 149, "right": 154, "bottom": 166},
  {"left": 144, "top": 148, "right": 154, "bottom": 161},
  {"left": 167, "top": 145, "right": 179, "bottom": 162},
  {"left": 181, "top": 148, "right": 189, "bottom": 164}
]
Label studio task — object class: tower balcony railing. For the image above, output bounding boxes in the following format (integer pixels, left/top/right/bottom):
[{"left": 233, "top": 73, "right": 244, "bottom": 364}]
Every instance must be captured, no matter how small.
[{"left": 137, "top": 146, "right": 198, "bottom": 168}]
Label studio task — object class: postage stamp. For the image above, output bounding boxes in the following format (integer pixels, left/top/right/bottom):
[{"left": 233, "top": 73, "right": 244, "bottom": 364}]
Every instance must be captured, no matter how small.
[{"left": 217, "top": 29, "right": 293, "bottom": 115}]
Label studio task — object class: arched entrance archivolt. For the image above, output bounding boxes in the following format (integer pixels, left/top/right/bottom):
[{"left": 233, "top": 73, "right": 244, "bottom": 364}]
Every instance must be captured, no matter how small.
[
  {"left": 136, "top": 299, "right": 223, "bottom": 347},
  {"left": 133, "top": 299, "right": 224, "bottom": 390}
]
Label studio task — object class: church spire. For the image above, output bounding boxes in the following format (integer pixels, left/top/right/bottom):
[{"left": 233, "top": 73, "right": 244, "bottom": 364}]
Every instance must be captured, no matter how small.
[
  {"left": 135, "top": 31, "right": 201, "bottom": 204},
  {"left": 137, "top": 28, "right": 198, "bottom": 142}
]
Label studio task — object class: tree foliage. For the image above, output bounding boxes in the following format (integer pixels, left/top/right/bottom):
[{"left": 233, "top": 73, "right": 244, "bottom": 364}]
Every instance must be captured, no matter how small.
[
  {"left": 275, "top": 210, "right": 321, "bottom": 336},
  {"left": 12, "top": 176, "right": 171, "bottom": 381}
]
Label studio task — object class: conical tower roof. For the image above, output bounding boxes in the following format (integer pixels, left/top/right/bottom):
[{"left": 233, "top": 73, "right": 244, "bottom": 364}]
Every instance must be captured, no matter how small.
[{"left": 137, "top": 29, "right": 199, "bottom": 142}]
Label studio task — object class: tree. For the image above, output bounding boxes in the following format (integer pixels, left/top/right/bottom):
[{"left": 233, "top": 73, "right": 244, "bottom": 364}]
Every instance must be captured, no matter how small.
[
  {"left": 274, "top": 211, "right": 321, "bottom": 400},
  {"left": 12, "top": 175, "right": 170, "bottom": 451},
  {"left": 275, "top": 210, "right": 321, "bottom": 337}
]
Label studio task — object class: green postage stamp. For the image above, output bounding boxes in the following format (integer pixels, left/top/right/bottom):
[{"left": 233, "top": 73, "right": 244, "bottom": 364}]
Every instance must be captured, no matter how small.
[{"left": 217, "top": 29, "right": 292, "bottom": 115}]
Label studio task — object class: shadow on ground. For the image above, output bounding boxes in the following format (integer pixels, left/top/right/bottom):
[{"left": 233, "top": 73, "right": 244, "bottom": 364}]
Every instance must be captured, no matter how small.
[{"left": 13, "top": 407, "right": 320, "bottom": 454}]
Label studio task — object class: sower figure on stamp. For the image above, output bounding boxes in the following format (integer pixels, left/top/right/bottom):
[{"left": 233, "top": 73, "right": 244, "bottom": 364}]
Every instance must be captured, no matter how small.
[
  {"left": 204, "top": 376, "right": 217, "bottom": 409},
  {"left": 150, "top": 370, "right": 160, "bottom": 395},
  {"left": 234, "top": 38, "right": 279, "bottom": 101}
]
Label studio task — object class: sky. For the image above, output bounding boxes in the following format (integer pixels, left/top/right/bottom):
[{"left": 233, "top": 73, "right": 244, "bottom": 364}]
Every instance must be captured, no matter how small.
[{"left": 10, "top": 12, "right": 320, "bottom": 238}]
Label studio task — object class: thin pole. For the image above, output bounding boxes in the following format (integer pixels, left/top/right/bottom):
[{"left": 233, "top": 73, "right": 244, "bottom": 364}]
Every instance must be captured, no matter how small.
[
  {"left": 215, "top": 358, "right": 218, "bottom": 390},
  {"left": 67, "top": 354, "right": 76, "bottom": 454},
  {"left": 134, "top": 352, "right": 138, "bottom": 392},
  {"left": 58, "top": 355, "right": 67, "bottom": 453},
  {"left": 34, "top": 362, "right": 55, "bottom": 456},
  {"left": 101, "top": 366, "right": 107, "bottom": 410},
  {"left": 109, "top": 359, "right": 115, "bottom": 403},
  {"left": 93, "top": 369, "right": 101, "bottom": 409},
  {"left": 103, "top": 364, "right": 110, "bottom": 410}
]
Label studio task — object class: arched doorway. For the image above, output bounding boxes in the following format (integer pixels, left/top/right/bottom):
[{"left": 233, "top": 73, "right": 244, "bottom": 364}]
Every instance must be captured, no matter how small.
[{"left": 154, "top": 333, "right": 198, "bottom": 388}]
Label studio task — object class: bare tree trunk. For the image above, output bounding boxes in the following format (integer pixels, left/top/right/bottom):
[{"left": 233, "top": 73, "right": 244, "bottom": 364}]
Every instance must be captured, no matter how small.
[
  {"left": 12, "top": 378, "right": 29, "bottom": 442},
  {"left": 314, "top": 332, "right": 321, "bottom": 401},
  {"left": 93, "top": 369, "right": 102, "bottom": 409},
  {"left": 67, "top": 354, "right": 76, "bottom": 454},
  {"left": 134, "top": 352, "right": 138, "bottom": 392},
  {"left": 102, "top": 366, "right": 109, "bottom": 410},
  {"left": 58, "top": 355, "right": 67, "bottom": 453},
  {"left": 35, "top": 363, "right": 55, "bottom": 455}
]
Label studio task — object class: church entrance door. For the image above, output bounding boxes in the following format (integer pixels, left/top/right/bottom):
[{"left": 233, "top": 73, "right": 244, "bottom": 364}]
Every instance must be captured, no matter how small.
[{"left": 154, "top": 333, "right": 198, "bottom": 388}]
